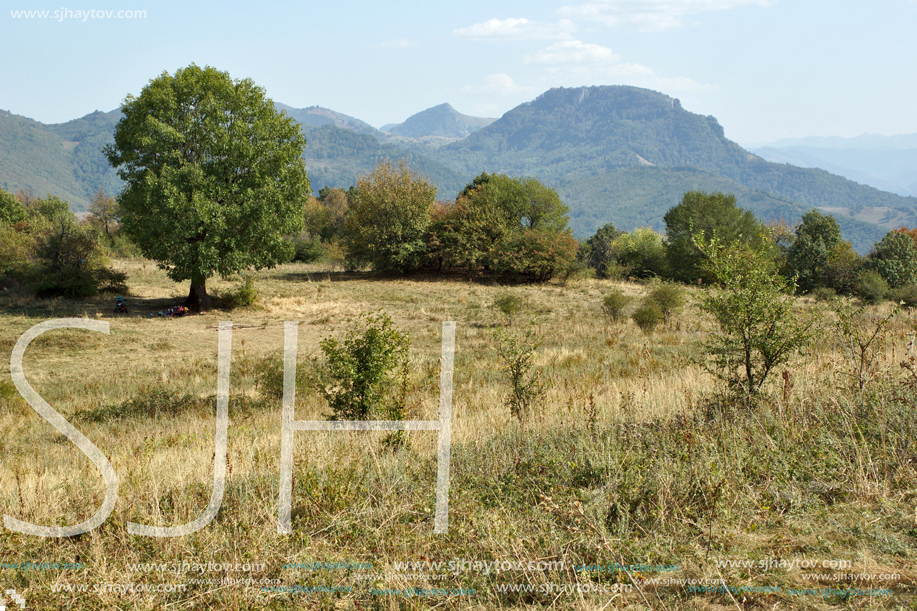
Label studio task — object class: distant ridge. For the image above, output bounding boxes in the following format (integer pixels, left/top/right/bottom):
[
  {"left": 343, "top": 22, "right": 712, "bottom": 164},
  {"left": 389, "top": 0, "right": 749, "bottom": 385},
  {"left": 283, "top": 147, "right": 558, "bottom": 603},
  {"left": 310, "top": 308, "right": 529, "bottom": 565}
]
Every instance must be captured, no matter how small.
[
  {"left": 274, "top": 103, "right": 378, "bottom": 135},
  {"left": 382, "top": 103, "right": 496, "bottom": 139}
]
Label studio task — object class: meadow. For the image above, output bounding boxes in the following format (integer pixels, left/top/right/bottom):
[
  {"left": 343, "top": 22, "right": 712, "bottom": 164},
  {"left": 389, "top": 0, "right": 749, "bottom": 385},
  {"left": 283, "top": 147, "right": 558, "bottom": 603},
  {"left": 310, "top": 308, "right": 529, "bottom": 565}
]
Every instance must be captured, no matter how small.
[{"left": 0, "top": 259, "right": 915, "bottom": 610}]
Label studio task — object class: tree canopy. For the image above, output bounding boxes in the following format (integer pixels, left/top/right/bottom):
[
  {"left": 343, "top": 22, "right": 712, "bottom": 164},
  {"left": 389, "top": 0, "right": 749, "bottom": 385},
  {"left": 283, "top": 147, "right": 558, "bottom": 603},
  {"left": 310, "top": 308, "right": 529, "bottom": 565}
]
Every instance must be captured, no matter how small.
[
  {"left": 663, "top": 190, "right": 762, "bottom": 283},
  {"left": 869, "top": 230, "right": 917, "bottom": 289},
  {"left": 343, "top": 160, "right": 436, "bottom": 273},
  {"left": 104, "top": 64, "right": 310, "bottom": 310},
  {"left": 429, "top": 172, "right": 576, "bottom": 280},
  {"left": 785, "top": 209, "right": 843, "bottom": 293}
]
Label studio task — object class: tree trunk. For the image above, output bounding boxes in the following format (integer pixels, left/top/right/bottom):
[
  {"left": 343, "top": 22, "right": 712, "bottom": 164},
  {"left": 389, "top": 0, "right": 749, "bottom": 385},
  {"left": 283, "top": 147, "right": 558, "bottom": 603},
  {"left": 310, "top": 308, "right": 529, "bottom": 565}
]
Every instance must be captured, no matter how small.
[{"left": 186, "top": 274, "right": 210, "bottom": 312}]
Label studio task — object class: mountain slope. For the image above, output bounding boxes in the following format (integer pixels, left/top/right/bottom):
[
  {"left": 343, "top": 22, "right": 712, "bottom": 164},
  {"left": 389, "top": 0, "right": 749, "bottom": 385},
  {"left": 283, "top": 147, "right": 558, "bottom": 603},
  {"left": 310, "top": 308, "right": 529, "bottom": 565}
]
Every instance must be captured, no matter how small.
[
  {"left": 433, "top": 86, "right": 917, "bottom": 236},
  {"left": 2, "top": 86, "right": 916, "bottom": 252},
  {"left": 0, "top": 109, "right": 121, "bottom": 210},
  {"left": 301, "top": 124, "right": 467, "bottom": 196},
  {"left": 557, "top": 166, "right": 886, "bottom": 253},
  {"left": 752, "top": 143, "right": 917, "bottom": 197}
]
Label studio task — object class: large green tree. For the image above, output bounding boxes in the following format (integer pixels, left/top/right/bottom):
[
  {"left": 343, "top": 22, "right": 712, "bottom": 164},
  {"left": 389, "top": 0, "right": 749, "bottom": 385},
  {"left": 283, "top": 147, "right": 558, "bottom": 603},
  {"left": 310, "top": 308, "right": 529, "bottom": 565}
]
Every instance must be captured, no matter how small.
[
  {"left": 343, "top": 160, "right": 436, "bottom": 272},
  {"left": 430, "top": 172, "right": 575, "bottom": 280},
  {"left": 663, "top": 190, "right": 762, "bottom": 283},
  {"left": 104, "top": 64, "right": 309, "bottom": 310},
  {"left": 869, "top": 230, "right": 917, "bottom": 289},
  {"left": 785, "top": 209, "right": 842, "bottom": 293}
]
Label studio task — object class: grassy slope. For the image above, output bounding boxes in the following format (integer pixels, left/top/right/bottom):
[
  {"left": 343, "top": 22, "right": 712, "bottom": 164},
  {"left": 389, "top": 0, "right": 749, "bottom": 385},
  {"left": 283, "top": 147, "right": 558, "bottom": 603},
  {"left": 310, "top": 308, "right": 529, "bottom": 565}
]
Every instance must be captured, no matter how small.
[{"left": 0, "top": 262, "right": 914, "bottom": 610}]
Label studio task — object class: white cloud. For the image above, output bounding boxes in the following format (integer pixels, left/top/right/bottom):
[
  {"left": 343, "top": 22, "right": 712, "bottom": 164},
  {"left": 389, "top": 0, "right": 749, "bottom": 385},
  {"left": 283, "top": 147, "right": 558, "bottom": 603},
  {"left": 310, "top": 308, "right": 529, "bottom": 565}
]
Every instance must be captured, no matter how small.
[
  {"left": 454, "top": 17, "right": 575, "bottom": 40},
  {"left": 377, "top": 38, "right": 415, "bottom": 48},
  {"left": 525, "top": 40, "right": 712, "bottom": 93},
  {"left": 559, "top": 0, "right": 772, "bottom": 31},
  {"left": 526, "top": 40, "right": 622, "bottom": 65},
  {"left": 462, "top": 73, "right": 532, "bottom": 96}
]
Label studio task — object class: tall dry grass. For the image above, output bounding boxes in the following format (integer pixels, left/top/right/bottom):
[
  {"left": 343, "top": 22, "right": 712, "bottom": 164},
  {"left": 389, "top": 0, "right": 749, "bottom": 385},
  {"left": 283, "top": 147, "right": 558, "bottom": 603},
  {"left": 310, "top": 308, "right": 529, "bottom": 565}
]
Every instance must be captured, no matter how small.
[{"left": 0, "top": 261, "right": 914, "bottom": 609}]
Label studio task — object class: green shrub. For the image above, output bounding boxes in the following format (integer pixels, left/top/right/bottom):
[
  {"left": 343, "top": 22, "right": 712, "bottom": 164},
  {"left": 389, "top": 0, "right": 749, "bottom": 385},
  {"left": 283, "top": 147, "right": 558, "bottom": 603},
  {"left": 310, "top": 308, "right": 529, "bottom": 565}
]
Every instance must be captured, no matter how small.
[
  {"left": 215, "top": 273, "right": 260, "bottom": 309},
  {"left": 290, "top": 232, "right": 324, "bottom": 263},
  {"left": 95, "top": 268, "right": 129, "bottom": 294},
  {"left": 812, "top": 286, "right": 837, "bottom": 302},
  {"left": 602, "top": 290, "right": 632, "bottom": 323},
  {"left": 631, "top": 303, "right": 663, "bottom": 334},
  {"left": 493, "top": 228, "right": 580, "bottom": 282},
  {"left": 253, "top": 351, "right": 314, "bottom": 400},
  {"left": 234, "top": 274, "right": 259, "bottom": 307},
  {"left": 612, "top": 228, "right": 668, "bottom": 279},
  {"left": 645, "top": 282, "right": 685, "bottom": 322},
  {"left": 494, "top": 292, "right": 523, "bottom": 325},
  {"left": 696, "top": 236, "right": 815, "bottom": 398},
  {"left": 858, "top": 270, "right": 888, "bottom": 304},
  {"left": 887, "top": 283, "right": 917, "bottom": 309},
  {"left": 319, "top": 312, "right": 410, "bottom": 422},
  {"left": 494, "top": 325, "right": 546, "bottom": 422}
]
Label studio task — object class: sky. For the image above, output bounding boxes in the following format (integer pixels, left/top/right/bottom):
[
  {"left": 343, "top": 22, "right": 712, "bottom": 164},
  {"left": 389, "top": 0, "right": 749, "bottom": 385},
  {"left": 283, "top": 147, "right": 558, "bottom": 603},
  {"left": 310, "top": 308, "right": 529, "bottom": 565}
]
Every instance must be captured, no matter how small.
[{"left": 1, "top": 0, "right": 915, "bottom": 146}]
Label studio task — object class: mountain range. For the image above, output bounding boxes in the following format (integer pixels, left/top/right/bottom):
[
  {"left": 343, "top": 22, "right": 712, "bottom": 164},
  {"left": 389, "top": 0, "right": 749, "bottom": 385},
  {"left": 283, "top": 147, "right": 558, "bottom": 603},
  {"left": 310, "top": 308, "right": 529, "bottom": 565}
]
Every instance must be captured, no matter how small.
[
  {"left": 751, "top": 133, "right": 917, "bottom": 198},
  {"left": 2, "top": 85, "right": 916, "bottom": 252}
]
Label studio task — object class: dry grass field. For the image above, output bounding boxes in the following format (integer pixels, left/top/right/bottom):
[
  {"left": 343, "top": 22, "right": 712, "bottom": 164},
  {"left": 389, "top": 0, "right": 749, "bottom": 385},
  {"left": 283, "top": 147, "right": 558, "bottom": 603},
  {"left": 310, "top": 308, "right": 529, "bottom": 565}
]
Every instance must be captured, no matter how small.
[{"left": 0, "top": 259, "right": 915, "bottom": 610}]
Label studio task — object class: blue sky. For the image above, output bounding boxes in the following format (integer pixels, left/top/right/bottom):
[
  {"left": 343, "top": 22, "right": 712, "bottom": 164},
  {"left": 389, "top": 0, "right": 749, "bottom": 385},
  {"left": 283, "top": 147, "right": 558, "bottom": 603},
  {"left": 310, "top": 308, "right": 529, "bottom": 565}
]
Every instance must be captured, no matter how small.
[{"left": 2, "top": 0, "right": 915, "bottom": 145}]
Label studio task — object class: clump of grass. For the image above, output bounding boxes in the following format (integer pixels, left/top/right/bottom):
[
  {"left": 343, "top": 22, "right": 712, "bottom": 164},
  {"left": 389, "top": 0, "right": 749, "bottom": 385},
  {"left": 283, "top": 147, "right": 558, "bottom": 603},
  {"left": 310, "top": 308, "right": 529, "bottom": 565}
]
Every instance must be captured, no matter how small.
[
  {"left": 812, "top": 286, "right": 836, "bottom": 302},
  {"left": 79, "top": 388, "right": 207, "bottom": 421}
]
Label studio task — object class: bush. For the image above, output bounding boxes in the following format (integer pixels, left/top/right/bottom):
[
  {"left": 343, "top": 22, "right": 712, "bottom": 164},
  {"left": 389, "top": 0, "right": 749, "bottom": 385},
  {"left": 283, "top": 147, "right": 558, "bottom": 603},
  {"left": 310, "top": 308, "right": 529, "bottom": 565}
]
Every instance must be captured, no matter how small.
[
  {"left": 696, "top": 236, "right": 815, "bottom": 398},
  {"left": 887, "top": 283, "right": 917, "bottom": 309},
  {"left": 602, "top": 290, "right": 632, "bottom": 323},
  {"left": 820, "top": 240, "right": 862, "bottom": 295},
  {"left": 319, "top": 312, "right": 410, "bottom": 421},
  {"left": 645, "top": 282, "right": 684, "bottom": 323},
  {"left": 215, "top": 274, "right": 259, "bottom": 309},
  {"left": 290, "top": 232, "right": 324, "bottom": 263},
  {"left": 858, "top": 270, "right": 888, "bottom": 304},
  {"left": 93, "top": 268, "right": 129, "bottom": 294},
  {"left": 233, "top": 274, "right": 259, "bottom": 307},
  {"left": 631, "top": 303, "right": 663, "bottom": 334},
  {"left": 494, "top": 325, "right": 546, "bottom": 422},
  {"left": 492, "top": 228, "right": 579, "bottom": 282},
  {"left": 582, "top": 222, "right": 622, "bottom": 278},
  {"left": 785, "top": 209, "right": 842, "bottom": 293},
  {"left": 830, "top": 300, "right": 897, "bottom": 390},
  {"left": 494, "top": 292, "right": 523, "bottom": 325},
  {"left": 812, "top": 287, "right": 837, "bottom": 302}
]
